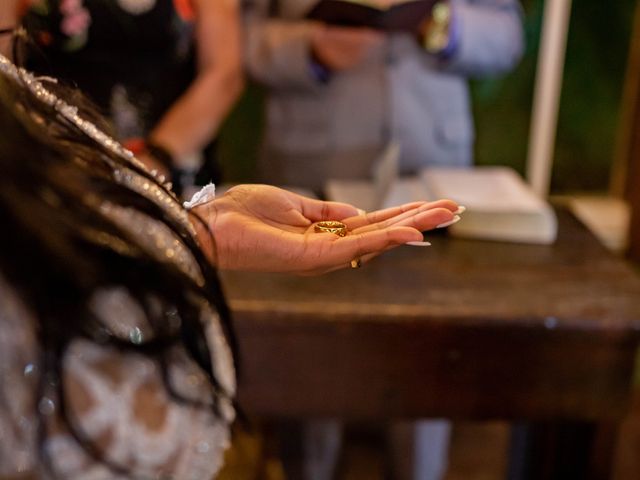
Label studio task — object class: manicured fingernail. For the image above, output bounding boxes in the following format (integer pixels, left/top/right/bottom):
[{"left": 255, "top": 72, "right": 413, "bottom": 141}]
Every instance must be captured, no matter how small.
[
  {"left": 406, "top": 241, "right": 431, "bottom": 247},
  {"left": 436, "top": 215, "right": 461, "bottom": 229},
  {"left": 455, "top": 206, "right": 466, "bottom": 215},
  {"left": 357, "top": 208, "right": 367, "bottom": 215}
]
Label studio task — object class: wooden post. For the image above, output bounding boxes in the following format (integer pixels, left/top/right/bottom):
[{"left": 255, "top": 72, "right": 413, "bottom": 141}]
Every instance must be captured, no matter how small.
[
  {"left": 619, "top": 1, "right": 640, "bottom": 262},
  {"left": 526, "top": 0, "right": 572, "bottom": 197},
  {"left": 626, "top": 143, "right": 640, "bottom": 263}
]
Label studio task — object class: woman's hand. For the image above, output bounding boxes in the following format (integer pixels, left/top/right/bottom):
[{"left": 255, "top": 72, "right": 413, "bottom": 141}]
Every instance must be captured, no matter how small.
[
  {"left": 310, "top": 25, "right": 383, "bottom": 72},
  {"left": 190, "top": 184, "right": 459, "bottom": 275}
]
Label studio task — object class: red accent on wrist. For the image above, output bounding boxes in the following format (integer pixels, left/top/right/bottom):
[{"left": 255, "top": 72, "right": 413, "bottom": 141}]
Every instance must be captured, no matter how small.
[
  {"left": 123, "top": 137, "right": 147, "bottom": 155},
  {"left": 173, "top": 0, "right": 196, "bottom": 22}
]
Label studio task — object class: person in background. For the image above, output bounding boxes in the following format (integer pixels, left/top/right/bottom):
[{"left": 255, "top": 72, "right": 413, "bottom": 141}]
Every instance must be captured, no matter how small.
[
  {"left": 245, "top": 0, "right": 524, "bottom": 191},
  {"left": 0, "top": 50, "right": 461, "bottom": 479},
  {"left": 244, "top": 0, "right": 524, "bottom": 478},
  {"left": 0, "top": 0, "right": 244, "bottom": 196}
]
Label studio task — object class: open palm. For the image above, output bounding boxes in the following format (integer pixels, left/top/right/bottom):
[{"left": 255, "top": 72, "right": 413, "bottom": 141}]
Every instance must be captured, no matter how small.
[{"left": 191, "top": 184, "right": 458, "bottom": 274}]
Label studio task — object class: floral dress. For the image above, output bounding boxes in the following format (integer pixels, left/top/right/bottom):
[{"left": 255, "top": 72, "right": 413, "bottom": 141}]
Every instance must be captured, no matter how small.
[{"left": 21, "top": 0, "right": 198, "bottom": 150}]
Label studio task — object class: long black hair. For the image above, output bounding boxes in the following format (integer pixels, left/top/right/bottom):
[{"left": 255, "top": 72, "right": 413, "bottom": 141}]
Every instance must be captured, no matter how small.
[{"left": 0, "top": 37, "right": 237, "bottom": 475}]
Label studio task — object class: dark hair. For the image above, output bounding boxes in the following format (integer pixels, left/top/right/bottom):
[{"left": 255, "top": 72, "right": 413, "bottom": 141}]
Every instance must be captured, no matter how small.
[{"left": 0, "top": 43, "right": 237, "bottom": 475}]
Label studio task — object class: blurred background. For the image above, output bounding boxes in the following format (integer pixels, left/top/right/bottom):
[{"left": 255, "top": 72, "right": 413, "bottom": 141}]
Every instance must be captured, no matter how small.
[
  {"left": 218, "top": 0, "right": 635, "bottom": 195},
  {"left": 214, "top": 2, "right": 640, "bottom": 479}
]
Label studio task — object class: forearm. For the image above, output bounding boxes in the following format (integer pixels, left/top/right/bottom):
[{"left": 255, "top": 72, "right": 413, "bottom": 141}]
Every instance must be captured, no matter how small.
[
  {"left": 149, "top": 66, "right": 244, "bottom": 164},
  {"left": 0, "top": 0, "right": 19, "bottom": 57},
  {"left": 149, "top": 0, "right": 244, "bottom": 165}
]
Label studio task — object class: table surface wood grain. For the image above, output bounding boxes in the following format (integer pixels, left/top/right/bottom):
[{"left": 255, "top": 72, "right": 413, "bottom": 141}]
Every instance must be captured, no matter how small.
[{"left": 221, "top": 209, "right": 640, "bottom": 422}]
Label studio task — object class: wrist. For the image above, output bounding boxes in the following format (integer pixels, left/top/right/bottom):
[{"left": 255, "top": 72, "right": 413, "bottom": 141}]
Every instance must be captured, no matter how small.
[
  {"left": 309, "top": 48, "right": 333, "bottom": 84},
  {"left": 145, "top": 140, "right": 193, "bottom": 196},
  {"left": 189, "top": 203, "right": 218, "bottom": 267},
  {"left": 146, "top": 141, "right": 174, "bottom": 171},
  {"left": 308, "top": 28, "right": 333, "bottom": 83}
]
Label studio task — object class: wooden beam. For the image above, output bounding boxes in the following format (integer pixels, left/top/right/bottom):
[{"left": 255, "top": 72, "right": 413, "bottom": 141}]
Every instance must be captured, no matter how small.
[
  {"left": 526, "top": 0, "right": 572, "bottom": 197},
  {"left": 619, "top": 1, "right": 640, "bottom": 262}
]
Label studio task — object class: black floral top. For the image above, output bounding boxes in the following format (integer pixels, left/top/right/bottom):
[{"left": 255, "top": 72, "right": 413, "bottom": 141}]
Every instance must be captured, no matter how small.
[{"left": 22, "top": 0, "right": 196, "bottom": 142}]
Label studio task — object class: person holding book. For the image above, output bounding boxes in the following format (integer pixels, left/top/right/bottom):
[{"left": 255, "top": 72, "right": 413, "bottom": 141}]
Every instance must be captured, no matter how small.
[
  {"left": 244, "top": 0, "right": 524, "bottom": 478},
  {"left": 245, "top": 0, "right": 524, "bottom": 191}
]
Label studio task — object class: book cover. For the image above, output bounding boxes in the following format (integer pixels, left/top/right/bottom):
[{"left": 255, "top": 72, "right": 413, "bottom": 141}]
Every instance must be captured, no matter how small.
[
  {"left": 326, "top": 163, "right": 557, "bottom": 245},
  {"left": 419, "top": 166, "right": 558, "bottom": 245},
  {"left": 306, "top": 0, "right": 437, "bottom": 33}
]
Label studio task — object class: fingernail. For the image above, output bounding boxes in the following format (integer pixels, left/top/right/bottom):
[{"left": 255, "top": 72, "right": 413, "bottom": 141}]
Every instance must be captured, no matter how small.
[
  {"left": 406, "top": 241, "right": 431, "bottom": 247},
  {"left": 455, "top": 206, "right": 466, "bottom": 215},
  {"left": 357, "top": 208, "right": 367, "bottom": 215},
  {"left": 436, "top": 215, "right": 461, "bottom": 229}
]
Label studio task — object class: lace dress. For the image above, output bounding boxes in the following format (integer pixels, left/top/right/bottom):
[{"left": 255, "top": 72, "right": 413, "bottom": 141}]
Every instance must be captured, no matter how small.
[{"left": 0, "top": 172, "right": 235, "bottom": 479}]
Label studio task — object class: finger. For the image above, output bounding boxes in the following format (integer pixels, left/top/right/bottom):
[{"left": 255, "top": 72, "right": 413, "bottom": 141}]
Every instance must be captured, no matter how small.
[
  {"left": 357, "top": 28, "right": 384, "bottom": 43},
  {"left": 317, "top": 237, "right": 409, "bottom": 274},
  {"left": 350, "top": 205, "right": 456, "bottom": 235},
  {"left": 343, "top": 199, "right": 458, "bottom": 230},
  {"left": 317, "top": 226, "right": 423, "bottom": 269},
  {"left": 297, "top": 195, "right": 360, "bottom": 222},
  {"left": 381, "top": 207, "right": 456, "bottom": 232},
  {"left": 377, "top": 202, "right": 454, "bottom": 230},
  {"left": 342, "top": 201, "right": 427, "bottom": 229}
]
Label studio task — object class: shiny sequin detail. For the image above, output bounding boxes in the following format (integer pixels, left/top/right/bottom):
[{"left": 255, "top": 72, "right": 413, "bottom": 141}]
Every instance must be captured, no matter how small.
[
  {"left": 0, "top": 53, "right": 171, "bottom": 189},
  {"left": 0, "top": 54, "right": 136, "bottom": 163},
  {"left": 0, "top": 54, "right": 193, "bottom": 236},
  {"left": 111, "top": 168, "right": 196, "bottom": 237},
  {"left": 99, "top": 200, "right": 203, "bottom": 285}
]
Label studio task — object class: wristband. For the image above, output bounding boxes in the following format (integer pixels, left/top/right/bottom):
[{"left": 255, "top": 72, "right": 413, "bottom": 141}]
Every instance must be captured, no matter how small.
[
  {"left": 146, "top": 141, "right": 191, "bottom": 196},
  {"left": 146, "top": 141, "right": 175, "bottom": 171}
]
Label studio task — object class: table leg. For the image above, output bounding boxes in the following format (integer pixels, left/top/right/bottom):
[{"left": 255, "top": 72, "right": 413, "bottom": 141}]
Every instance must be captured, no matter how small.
[{"left": 507, "top": 421, "right": 619, "bottom": 480}]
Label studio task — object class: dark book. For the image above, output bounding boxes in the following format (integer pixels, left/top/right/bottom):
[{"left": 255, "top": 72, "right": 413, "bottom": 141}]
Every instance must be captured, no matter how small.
[{"left": 306, "top": 0, "right": 438, "bottom": 33}]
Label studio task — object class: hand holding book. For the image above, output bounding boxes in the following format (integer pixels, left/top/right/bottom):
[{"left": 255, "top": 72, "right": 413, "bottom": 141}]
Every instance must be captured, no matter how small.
[
  {"left": 310, "top": 25, "right": 383, "bottom": 71},
  {"left": 307, "top": 0, "right": 439, "bottom": 33}
]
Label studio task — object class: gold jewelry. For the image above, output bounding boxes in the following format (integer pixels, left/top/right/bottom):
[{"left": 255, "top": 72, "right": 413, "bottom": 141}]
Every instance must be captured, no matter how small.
[
  {"left": 421, "top": 1, "right": 451, "bottom": 54},
  {"left": 350, "top": 258, "right": 362, "bottom": 269},
  {"left": 314, "top": 221, "right": 347, "bottom": 237}
]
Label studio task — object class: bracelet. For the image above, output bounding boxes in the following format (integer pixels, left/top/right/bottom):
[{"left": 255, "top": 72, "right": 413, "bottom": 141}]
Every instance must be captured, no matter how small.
[
  {"left": 145, "top": 141, "right": 175, "bottom": 171},
  {"left": 145, "top": 141, "right": 194, "bottom": 196}
]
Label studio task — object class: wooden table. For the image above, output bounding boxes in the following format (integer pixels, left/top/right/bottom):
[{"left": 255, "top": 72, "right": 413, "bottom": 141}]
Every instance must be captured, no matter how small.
[{"left": 221, "top": 209, "right": 640, "bottom": 479}]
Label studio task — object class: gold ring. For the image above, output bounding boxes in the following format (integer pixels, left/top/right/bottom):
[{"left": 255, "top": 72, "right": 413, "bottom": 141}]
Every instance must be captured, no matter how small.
[
  {"left": 350, "top": 258, "right": 362, "bottom": 269},
  {"left": 314, "top": 221, "right": 347, "bottom": 237}
]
